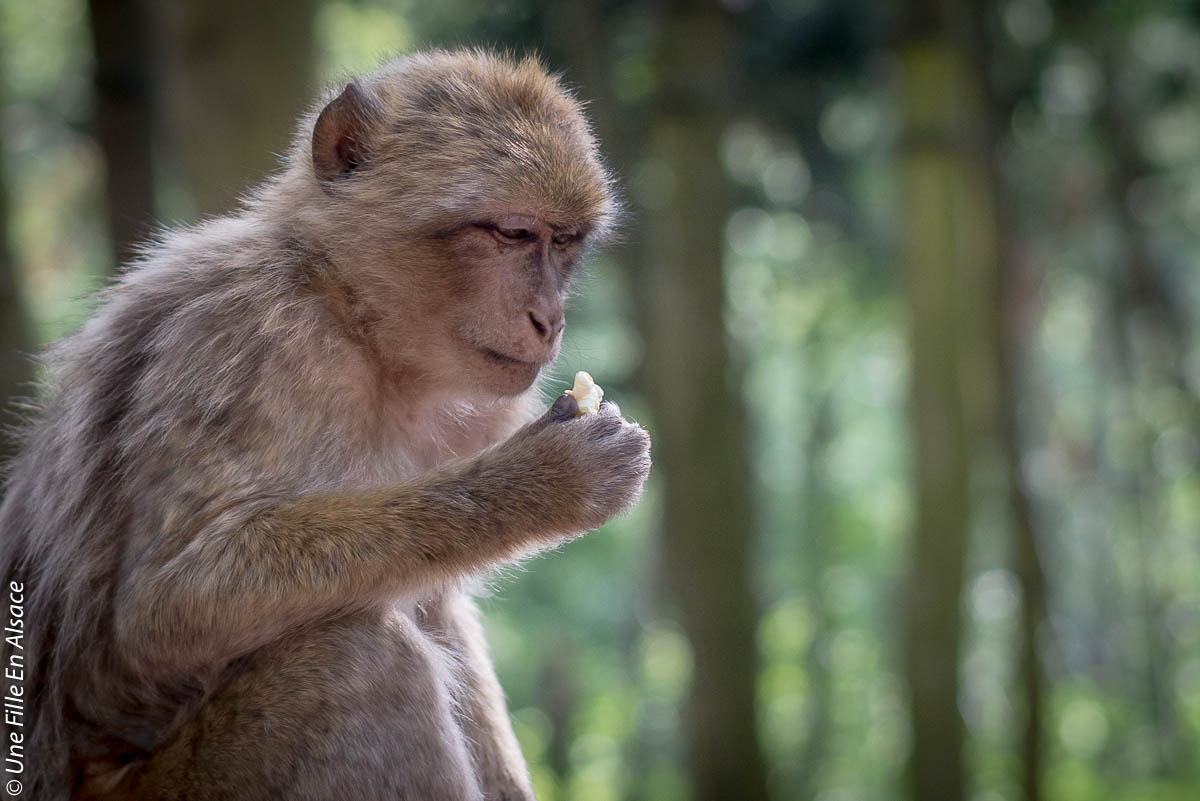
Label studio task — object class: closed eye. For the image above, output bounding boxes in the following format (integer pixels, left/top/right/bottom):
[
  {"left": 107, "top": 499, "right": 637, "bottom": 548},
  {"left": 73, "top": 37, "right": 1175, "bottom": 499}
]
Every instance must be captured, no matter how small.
[
  {"left": 552, "top": 231, "right": 582, "bottom": 248},
  {"left": 476, "top": 223, "right": 534, "bottom": 244},
  {"left": 499, "top": 227, "right": 534, "bottom": 242}
]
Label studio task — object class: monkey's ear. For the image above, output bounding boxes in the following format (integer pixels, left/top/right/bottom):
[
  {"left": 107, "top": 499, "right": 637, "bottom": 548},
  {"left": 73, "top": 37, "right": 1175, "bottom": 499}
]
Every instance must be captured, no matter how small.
[{"left": 312, "top": 82, "right": 381, "bottom": 185}]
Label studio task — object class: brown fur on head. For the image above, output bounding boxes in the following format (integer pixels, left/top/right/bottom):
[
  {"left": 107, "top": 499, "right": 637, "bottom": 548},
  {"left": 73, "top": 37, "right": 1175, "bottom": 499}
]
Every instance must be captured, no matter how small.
[{"left": 268, "top": 50, "right": 618, "bottom": 399}]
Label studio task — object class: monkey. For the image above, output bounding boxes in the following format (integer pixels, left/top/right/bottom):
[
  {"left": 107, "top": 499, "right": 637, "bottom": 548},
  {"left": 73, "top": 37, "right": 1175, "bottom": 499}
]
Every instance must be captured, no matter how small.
[{"left": 0, "top": 50, "right": 650, "bottom": 801}]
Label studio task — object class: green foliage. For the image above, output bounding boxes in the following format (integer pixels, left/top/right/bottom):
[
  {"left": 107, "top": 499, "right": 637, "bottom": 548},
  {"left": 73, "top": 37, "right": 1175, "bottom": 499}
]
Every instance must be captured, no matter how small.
[{"left": 0, "top": 0, "right": 106, "bottom": 341}]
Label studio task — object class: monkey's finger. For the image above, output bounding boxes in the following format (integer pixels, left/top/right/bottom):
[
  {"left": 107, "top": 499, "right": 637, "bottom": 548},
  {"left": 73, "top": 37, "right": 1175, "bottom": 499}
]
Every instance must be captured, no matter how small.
[
  {"left": 521, "top": 394, "right": 579, "bottom": 436},
  {"left": 548, "top": 393, "right": 579, "bottom": 422},
  {"left": 550, "top": 393, "right": 580, "bottom": 421}
]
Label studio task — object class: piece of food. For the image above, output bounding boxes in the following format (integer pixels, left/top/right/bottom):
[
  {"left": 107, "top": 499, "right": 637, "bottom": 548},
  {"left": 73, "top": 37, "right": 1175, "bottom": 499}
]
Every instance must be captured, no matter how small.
[{"left": 565, "top": 370, "right": 604, "bottom": 416}]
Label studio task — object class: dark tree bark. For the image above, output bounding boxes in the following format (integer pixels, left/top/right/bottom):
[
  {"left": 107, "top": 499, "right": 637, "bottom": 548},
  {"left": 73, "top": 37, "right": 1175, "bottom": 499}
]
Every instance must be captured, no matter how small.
[
  {"left": 0, "top": 185, "right": 34, "bottom": 466},
  {"left": 551, "top": 4, "right": 773, "bottom": 797},
  {"left": 0, "top": 62, "right": 35, "bottom": 466},
  {"left": 959, "top": 5, "right": 1049, "bottom": 799},
  {"left": 538, "top": 637, "right": 577, "bottom": 785},
  {"left": 895, "top": 2, "right": 998, "bottom": 800},
  {"left": 87, "top": 0, "right": 157, "bottom": 269},
  {"left": 1096, "top": 53, "right": 1194, "bottom": 779},
  {"left": 160, "top": 0, "right": 318, "bottom": 218},
  {"left": 996, "top": 230, "right": 1047, "bottom": 801},
  {"left": 797, "top": 387, "right": 834, "bottom": 801},
  {"left": 636, "top": 4, "right": 771, "bottom": 801}
]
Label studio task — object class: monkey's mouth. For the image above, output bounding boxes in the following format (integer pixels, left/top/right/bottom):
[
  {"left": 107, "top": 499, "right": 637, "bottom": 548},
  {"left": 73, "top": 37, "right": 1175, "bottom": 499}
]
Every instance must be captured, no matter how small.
[{"left": 477, "top": 346, "right": 543, "bottom": 370}]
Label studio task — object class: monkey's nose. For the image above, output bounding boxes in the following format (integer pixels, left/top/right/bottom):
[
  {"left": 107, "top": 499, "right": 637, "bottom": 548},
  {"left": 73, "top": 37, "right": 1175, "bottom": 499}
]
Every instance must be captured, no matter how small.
[{"left": 528, "top": 309, "right": 565, "bottom": 343}]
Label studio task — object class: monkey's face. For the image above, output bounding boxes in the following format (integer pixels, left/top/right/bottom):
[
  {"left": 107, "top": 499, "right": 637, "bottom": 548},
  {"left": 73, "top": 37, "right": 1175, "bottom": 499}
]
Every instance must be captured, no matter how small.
[
  {"left": 423, "top": 211, "right": 587, "bottom": 397},
  {"left": 304, "top": 53, "right": 615, "bottom": 398}
]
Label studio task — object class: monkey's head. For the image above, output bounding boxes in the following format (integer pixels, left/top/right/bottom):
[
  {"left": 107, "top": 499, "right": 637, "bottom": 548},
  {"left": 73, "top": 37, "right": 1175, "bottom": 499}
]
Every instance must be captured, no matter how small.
[{"left": 290, "top": 50, "right": 617, "bottom": 399}]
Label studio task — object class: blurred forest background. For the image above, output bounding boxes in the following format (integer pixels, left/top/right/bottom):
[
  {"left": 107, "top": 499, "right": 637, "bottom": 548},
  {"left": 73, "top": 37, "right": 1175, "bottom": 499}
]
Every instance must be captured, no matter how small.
[{"left": 1, "top": 0, "right": 1199, "bottom": 800}]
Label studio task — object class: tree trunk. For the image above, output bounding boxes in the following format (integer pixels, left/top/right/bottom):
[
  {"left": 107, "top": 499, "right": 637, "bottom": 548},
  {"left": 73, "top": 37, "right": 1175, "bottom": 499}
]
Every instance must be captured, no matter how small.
[
  {"left": 87, "top": 0, "right": 157, "bottom": 269},
  {"left": 896, "top": 3, "right": 997, "bottom": 799},
  {"left": 1098, "top": 54, "right": 1193, "bottom": 777},
  {"left": 159, "top": 0, "right": 318, "bottom": 219},
  {"left": 959, "top": 5, "right": 1048, "bottom": 799},
  {"left": 0, "top": 61, "right": 35, "bottom": 466},
  {"left": 549, "top": 4, "right": 770, "bottom": 796},
  {"left": 797, "top": 389, "right": 834, "bottom": 801},
  {"left": 639, "top": 4, "right": 771, "bottom": 801},
  {"left": 999, "top": 250, "right": 1047, "bottom": 801},
  {"left": 538, "top": 637, "right": 576, "bottom": 786}
]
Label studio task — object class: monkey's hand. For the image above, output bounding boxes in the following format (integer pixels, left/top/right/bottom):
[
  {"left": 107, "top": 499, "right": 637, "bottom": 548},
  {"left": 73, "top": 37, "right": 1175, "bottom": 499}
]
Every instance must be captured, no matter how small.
[
  {"left": 474, "top": 394, "right": 651, "bottom": 541},
  {"left": 116, "top": 399, "right": 648, "bottom": 672}
]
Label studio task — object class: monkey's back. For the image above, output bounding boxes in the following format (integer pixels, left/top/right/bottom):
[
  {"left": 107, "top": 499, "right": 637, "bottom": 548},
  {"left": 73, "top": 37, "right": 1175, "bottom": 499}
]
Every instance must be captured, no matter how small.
[{"left": 0, "top": 216, "right": 333, "bottom": 798}]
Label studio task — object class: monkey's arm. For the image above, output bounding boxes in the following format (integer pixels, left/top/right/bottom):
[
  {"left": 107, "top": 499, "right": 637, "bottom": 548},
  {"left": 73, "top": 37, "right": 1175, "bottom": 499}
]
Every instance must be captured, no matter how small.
[
  {"left": 422, "top": 591, "right": 535, "bottom": 801},
  {"left": 115, "top": 404, "right": 649, "bottom": 674}
]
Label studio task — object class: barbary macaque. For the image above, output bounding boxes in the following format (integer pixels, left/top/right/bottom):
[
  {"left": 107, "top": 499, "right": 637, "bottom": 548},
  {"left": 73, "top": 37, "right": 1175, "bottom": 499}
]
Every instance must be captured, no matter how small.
[{"left": 0, "top": 50, "right": 650, "bottom": 801}]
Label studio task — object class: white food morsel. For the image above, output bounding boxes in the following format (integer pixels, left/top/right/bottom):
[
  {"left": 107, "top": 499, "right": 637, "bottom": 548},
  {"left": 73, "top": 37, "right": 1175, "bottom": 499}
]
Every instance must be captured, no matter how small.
[{"left": 565, "top": 370, "right": 604, "bottom": 416}]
